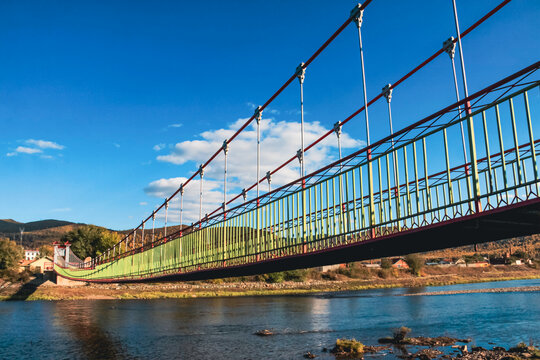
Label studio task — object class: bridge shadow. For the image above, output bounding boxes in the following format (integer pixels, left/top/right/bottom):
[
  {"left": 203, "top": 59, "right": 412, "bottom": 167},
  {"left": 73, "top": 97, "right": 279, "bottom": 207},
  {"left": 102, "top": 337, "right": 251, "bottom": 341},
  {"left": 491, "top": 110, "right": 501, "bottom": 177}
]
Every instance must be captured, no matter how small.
[
  {"left": 6, "top": 275, "right": 44, "bottom": 301},
  {"left": 54, "top": 301, "right": 130, "bottom": 360}
]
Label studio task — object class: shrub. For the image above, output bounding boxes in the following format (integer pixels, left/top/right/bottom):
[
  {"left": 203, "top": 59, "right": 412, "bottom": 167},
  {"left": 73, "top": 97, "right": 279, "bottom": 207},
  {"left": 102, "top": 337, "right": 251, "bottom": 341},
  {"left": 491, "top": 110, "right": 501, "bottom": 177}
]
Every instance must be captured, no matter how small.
[
  {"left": 332, "top": 338, "right": 364, "bottom": 356},
  {"left": 377, "top": 268, "right": 391, "bottom": 279},
  {"left": 306, "top": 268, "right": 322, "bottom": 280},
  {"left": 283, "top": 269, "right": 308, "bottom": 282},
  {"left": 393, "top": 326, "right": 411, "bottom": 342},
  {"left": 381, "top": 258, "right": 392, "bottom": 269},
  {"left": 0, "top": 268, "right": 33, "bottom": 283},
  {"left": 0, "top": 238, "right": 23, "bottom": 270},
  {"left": 405, "top": 254, "right": 424, "bottom": 276}
]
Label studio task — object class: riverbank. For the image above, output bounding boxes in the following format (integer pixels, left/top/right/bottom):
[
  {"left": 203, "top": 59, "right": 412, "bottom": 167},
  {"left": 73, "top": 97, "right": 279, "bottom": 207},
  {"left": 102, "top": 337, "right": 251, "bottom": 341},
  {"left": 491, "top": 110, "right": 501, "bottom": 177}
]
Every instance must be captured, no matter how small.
[{"left": 1, "top": 265, "right": 539, "bottom": 301}]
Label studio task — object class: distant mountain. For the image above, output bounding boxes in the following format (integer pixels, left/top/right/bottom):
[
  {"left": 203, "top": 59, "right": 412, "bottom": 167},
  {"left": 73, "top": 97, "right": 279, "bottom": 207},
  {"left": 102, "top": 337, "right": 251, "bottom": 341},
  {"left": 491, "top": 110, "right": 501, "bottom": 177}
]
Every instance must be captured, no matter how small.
[
  {"left": 0, "top": 219, "right": 88, "bottom": 248},
  {"left": 0, "top": 219, "right": 20, "bottom": 224},
  {"left": 0, "top": 219, "right": 75, "bottom": 233}
]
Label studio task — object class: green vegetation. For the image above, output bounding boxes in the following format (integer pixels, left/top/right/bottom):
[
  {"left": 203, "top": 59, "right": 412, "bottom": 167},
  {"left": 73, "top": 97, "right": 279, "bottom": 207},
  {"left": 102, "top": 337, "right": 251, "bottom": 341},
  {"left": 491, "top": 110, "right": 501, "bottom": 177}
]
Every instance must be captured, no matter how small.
[
  {"left": 61, "top": 225, "right": 119, "bottom": 259},
  {"left": 332, "top": 338, "right": 364, "bottom": 357},
  {"left": 0, "top": 238, "right": 23, "bottom": 270},
  {"left": 463, "top": 253, "right": 485, "bottom": 264},
  {"left": 405, "top": 254, "right": 424, "bottom": 276},
  {"left": 256, "top": 269, "right": 308, "bottom": 283},
  {"left": 38, "top": 244, "right": 53, "bottom": 258}
]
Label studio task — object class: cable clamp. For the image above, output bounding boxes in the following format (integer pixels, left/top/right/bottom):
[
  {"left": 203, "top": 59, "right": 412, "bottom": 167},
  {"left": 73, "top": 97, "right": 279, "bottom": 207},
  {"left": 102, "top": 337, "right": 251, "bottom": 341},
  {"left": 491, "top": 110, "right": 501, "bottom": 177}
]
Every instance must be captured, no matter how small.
[
  {"left": 443, "top": 37, "right": 456, "bottom": 59},
  {"left": 199, "top": 164, "right": 204, "bottom": 177},
  {"left": 266, "top": 171, "right": 272, "bottom": 184},
  {"left": 242, "top": 188, "right": 247, "bottom": 201},
  {"left": 382, "top": 84, "right": 393, "bottom": 103},
  {"left": 334, "top": 121, "right": 342, "bottom": 137},
  {"left": 350, "top": 4, "right": 364, "bottom": 29},
  {"left": 222, "top": 139, "right": 229, "bottom": 155},
  {"left": 297, "top": 149, "right": 304, "bottom": 163},
  {"left": 296, "top": 63, "right": 306, "bottom": 84},
  {"left": 254, "top": 105, "right": 263, "bottom": 124}
]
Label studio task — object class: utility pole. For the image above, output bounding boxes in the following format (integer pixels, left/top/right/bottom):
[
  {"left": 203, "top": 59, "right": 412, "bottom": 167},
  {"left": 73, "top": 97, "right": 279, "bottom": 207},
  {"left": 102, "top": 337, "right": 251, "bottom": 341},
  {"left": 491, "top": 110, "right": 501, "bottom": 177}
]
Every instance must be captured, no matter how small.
[{"left": 19, "top": 227, "right": 24, "bottom": 247}]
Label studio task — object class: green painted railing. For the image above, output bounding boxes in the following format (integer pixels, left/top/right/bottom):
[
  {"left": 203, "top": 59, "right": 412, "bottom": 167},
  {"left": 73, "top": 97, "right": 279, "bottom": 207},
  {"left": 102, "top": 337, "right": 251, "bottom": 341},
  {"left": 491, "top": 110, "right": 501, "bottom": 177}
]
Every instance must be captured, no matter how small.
[{"left": 56, "top": 65, "right": 540, "bottom": 282}]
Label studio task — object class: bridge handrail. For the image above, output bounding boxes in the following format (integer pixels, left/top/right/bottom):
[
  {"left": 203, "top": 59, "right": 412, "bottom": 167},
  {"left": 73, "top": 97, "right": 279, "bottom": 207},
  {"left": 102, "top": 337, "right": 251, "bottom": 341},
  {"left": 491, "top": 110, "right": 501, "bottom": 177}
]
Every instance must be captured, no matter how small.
[
  {"left": 90, "top": 62, "right": 539, "bottom": 268},
  {"left": 105, "top": 0, "right": 513, "bottom": 264}
]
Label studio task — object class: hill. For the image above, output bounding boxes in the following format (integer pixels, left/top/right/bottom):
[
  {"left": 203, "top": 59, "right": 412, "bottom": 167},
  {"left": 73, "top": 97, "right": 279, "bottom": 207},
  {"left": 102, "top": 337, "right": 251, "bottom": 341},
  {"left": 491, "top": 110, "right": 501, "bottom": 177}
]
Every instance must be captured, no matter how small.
[
  {"left": 0, "top": 219, "right": 86, "bottom": 249},
  {"left": 0, "top": 219, "right": 75, "bottom": 233},
  {"left": 0, "top": 217, "right": 538, "bottom": 260}
]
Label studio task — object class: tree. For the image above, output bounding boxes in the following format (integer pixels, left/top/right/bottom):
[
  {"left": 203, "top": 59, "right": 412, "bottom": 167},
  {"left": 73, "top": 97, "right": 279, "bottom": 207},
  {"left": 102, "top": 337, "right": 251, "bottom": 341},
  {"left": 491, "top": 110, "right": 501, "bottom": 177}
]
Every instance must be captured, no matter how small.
[
  {"left": 381, "top": 258, "right": 392, "bottom": 269},
  {"left": 0, "top": 238, "right": 23, "bottom": 270},
  {"left": 39, "top": 244, "right": 53, "bottom": 258},
  {"left": 61, "top": 226, "right": 120, "bottom": 259},
  {"left": 405, "top": 254, "right": 424, "bottom": 276}
]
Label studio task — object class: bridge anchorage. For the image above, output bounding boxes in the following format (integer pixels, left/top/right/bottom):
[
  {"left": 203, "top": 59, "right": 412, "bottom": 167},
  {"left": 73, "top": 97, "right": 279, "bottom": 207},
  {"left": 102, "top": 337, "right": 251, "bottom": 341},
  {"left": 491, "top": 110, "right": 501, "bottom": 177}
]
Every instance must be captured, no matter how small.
[{"left": 55, "top": 1, "right": 540, "bottom": 283}]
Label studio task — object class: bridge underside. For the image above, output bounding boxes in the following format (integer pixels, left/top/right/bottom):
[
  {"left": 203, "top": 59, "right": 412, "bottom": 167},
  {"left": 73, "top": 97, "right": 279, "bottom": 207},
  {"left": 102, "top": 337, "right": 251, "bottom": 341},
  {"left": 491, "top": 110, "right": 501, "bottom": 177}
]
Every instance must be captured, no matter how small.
[{"left": 83, "top": 197, "right": 539, "bottom": 283}]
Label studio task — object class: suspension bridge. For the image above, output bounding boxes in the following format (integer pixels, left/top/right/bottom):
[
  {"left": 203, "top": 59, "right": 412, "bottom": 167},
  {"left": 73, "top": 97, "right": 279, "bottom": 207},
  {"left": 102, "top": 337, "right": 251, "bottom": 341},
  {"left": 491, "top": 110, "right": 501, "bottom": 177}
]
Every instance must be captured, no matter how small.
[{"left": 54, "top": 0, "right": 540, "bottom": 283}]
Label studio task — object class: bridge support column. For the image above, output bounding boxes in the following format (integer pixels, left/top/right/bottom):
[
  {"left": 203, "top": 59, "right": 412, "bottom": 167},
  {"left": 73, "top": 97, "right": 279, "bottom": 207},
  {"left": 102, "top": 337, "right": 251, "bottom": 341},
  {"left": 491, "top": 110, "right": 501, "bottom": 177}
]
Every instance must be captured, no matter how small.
[
  {"left": 65, "top": 242, "right": 71, "bottom": 266},
  {"left": 53, "top": 242, "right": 59, "bottom": 265}
]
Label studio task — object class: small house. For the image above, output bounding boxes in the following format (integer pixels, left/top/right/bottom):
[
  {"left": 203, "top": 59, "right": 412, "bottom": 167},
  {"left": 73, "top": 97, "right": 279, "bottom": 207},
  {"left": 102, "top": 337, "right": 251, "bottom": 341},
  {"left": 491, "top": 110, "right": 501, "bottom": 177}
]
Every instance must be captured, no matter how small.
[
  {"left": 24, "top": 249, "right": 40, "bottom": 261},
  {"left": 28, "top": 257, "right": 54, "bottom": 273},
  {"left": 392, "top": 258, "right": 409, "bottom": 269},
  {"left": 455, "top": 258, "right": 467, "bottom": 267}
]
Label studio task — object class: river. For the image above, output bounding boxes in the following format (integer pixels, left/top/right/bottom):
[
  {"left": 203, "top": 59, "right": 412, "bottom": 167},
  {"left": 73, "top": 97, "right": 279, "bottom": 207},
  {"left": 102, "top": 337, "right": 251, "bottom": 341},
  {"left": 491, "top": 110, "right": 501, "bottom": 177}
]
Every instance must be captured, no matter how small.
[{"left": 1, "top": 279, "right": 539, "bottom": 359}]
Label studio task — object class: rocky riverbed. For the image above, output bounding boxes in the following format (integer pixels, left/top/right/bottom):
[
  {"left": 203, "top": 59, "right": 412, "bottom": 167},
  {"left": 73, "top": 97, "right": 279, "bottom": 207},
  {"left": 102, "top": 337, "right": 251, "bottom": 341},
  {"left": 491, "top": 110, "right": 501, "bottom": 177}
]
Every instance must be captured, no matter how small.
[{"left": 321, "top": 327, "right": 540, "bottom": 360}]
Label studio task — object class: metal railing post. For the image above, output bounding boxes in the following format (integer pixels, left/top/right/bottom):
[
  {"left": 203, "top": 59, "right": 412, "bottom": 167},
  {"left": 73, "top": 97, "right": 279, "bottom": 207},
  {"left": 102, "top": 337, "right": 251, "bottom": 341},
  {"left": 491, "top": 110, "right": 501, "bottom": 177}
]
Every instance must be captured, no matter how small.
[
  {"left": 152, "top": 212, "right": 156, "bottom": 243},
  {"left": 141, "top": 221, "right": 145, "bottom": 247},
  {"left": 164, "top": 200, "right": 169, "bottom": 238},
  {"left": 199, "top": 164, "right": 204, "bottom": 222},
  {"left": 382, "top": 84, "right": 401, "bottom": 231}
]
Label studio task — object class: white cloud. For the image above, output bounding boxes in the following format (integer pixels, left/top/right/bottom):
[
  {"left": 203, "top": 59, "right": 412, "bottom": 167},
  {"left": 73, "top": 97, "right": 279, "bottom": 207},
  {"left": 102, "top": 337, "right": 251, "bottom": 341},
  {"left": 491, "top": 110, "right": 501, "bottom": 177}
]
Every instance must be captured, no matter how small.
[
  {"left": 144, "top": 177, "right": 224, "bottom": 224},
  {"left": 139, "top": 202, "right": 148, "bottom": 206},
  {"left": 26, "top": 139, "right": 64, "bottom": 150},
  {"left": 7, "top": 139, "right": 65, "bottom": 158},
  {"left": 153, "top": 143, "right": 165, "bottom": 151},
  {"left": 113, "top": 143, "right": 121, "bottom": 148},
  {"left": 15, "top": 146, "right": 42, "bottom": 154},
  {"left": 157, "top": 117, "right": 362, "bottom": 186},
  {"left": 168, "top": 123, "right": 182, "bottom": 128},
  {"left": 148, "top": 117, "right": 363, "bottom": 224}
]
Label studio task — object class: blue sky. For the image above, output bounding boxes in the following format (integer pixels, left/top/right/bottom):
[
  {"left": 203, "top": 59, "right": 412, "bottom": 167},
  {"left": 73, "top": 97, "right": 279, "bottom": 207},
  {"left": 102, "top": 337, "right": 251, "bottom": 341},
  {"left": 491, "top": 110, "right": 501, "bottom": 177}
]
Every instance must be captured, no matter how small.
[{"left": 1, "top": 0, "right": 539, "bottom": 230}]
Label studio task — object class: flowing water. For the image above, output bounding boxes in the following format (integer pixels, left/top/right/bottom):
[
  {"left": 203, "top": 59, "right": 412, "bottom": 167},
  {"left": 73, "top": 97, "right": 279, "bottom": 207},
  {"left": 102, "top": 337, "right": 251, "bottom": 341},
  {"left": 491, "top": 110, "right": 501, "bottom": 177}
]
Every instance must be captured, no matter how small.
[{"left": 1, "top": 279, "right": 539, "bottom": 359}]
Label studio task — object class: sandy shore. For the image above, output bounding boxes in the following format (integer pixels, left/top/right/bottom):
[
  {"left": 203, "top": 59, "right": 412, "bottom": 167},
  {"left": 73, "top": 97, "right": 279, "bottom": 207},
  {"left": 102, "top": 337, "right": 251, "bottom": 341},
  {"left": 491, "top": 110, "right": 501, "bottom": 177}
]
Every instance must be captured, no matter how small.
[{"left": 1, "top": 266, "right": 539, "bottom": 301}]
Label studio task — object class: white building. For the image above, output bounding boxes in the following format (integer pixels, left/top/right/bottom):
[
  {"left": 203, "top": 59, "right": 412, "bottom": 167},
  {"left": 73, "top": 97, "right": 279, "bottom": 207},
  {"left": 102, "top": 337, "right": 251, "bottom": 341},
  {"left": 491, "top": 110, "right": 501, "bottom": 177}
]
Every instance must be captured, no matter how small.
[{"left": 24, "top": 249, "right": 40, "bottom": 261}]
